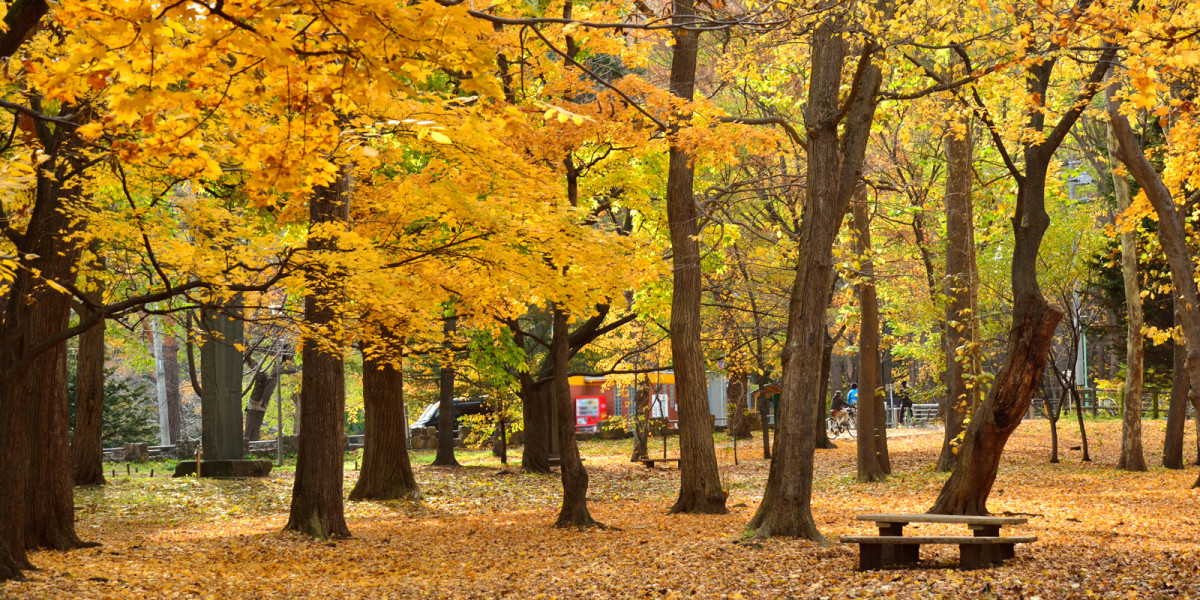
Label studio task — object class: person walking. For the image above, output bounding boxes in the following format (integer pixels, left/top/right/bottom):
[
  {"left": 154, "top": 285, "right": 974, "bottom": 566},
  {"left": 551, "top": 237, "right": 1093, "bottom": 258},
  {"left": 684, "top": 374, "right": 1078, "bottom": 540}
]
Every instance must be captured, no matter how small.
[{"left": 898, "top": 381, "right": 914, "bottom": 425}]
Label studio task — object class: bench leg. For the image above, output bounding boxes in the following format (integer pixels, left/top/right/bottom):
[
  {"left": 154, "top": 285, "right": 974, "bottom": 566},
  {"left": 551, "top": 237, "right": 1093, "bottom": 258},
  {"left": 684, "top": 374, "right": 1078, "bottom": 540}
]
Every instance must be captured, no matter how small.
[
  {"left": 877, "top": 524, "right": 905, "bottom": 564},
  {"left": 959, "top": 544, "right": 983, "bottom": 570},
  {"left": 900, "top": 543, "right": 920, "bottom": 565},
  {"left": 859, "top": 543, "right": 883, "bottom": 571},
  {"left": 996, "top": 543, "right": 1015, "bottom": 562}
]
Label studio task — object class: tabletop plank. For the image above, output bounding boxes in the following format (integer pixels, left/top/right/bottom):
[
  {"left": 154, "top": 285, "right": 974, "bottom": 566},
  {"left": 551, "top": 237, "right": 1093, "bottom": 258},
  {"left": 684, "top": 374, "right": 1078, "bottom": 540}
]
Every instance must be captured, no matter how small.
[{"left": 855, "top": 513, "right": 1029, "bottom": 525}]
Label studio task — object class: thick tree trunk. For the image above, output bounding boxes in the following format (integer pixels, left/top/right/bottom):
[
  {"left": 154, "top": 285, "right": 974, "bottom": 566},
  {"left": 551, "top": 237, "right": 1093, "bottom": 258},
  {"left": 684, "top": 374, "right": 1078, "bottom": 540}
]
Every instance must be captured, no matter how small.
[
  {"left": 243, "top": 370, "right": 278, "bottom": 443},
  {"left": 665, "top": 0, "right": 726, "bottom": 515},
  {"left": 854, "top": 190, "right": 887, "bottom": 482},
  {"left": 350, "top": 340, "right": 420, "bottom": 501},
  {"left": 432, "top": 313, "right": 460, "bottom": 467},
  {"left": 748, "top": 13, "right": 886, "bottom": 538},
  {"left": 520, "top": 374, "right": 552, "bottom": 473},
  {"left": 284, "top": 170, "right": 352, "bottom": 540},
  {"left": 1164, "top": 332, "right": 1187, "bottom": 469},
  {"left": 1108, "top": 88, "right": 1200, "bottom": 482},
  {"left": 938, "top": 115, "right": 979, "bottom": 472},
  {"left": 552, "top": 309, "right": 598, "bottom": 527},
  {"left": 71, "top": 303, "right": 106, "bottom": 487},
  {"left": 162, "top": 332, "right": 182, "bottom": 443},
  {"left": 1110, "top": 123, "right": 1146, "bottom": 471}
]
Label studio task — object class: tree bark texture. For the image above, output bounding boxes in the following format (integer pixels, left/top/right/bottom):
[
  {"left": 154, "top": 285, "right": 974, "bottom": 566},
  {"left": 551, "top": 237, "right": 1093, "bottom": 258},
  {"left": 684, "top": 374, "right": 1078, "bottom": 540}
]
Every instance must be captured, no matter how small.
[
  {"left": 1109, "top": 123, "right": 1146, "bottom": 471},
  {"left": 747, "top": 13, "right": 887, "bottom": 538},
  {"left": 433, "top": 313, "right": 460, "bottom": 467},
  {"left": 630, "top": 379, "right": 651, "bottom": 461},
  {"left": 727, "top": 363, "right": 752, "bottom": 440},
  {"left": 284, "top": 170, "right": 352, "bottom": 540},
  {"left": 665, "top": 0, "right": 726, "bottom": 515},
  {"left": 938, "top": 117, "right": 980, "bottom": 472},
  {"left": 71, "top": 303, "right": 106, "bottom": 487},
  {"left": 520, "top": 371, "right": 552, "bottom": 473},
  {"left": 162, "top": 332, "right": 182, "bottom": 443},
  {"left": 1107, "top": 87, "right": 1200, "bottom": 488},
  {"left": 854, "top": 190, "right": 888, "bottom": 482},
  {"left": 350, "top": 341, "right": 420, "bottom": 501},
  {"left": 552, "top": 309, "right": 598, "bottom": 527}
]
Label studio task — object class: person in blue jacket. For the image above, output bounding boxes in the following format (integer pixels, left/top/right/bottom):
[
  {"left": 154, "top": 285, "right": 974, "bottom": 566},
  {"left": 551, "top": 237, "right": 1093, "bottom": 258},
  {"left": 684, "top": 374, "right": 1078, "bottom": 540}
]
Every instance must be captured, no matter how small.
[{"left": 847, "top": 383, "right": 859, "bottom": 407}]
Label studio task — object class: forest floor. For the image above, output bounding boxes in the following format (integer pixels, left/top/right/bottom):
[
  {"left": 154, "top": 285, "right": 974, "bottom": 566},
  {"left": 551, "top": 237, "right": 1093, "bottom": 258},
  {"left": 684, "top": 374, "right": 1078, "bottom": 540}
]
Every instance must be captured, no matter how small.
[{"left": 4, "top": 419, "right": 1200, "bottom": 599}]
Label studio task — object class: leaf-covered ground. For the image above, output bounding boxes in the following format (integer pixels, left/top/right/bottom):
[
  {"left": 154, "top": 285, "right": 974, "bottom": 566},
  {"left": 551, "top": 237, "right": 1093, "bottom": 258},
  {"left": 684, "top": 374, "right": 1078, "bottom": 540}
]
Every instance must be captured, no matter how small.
[{"left": 5, "top": 420, "right": 1200, "bottom": 599}]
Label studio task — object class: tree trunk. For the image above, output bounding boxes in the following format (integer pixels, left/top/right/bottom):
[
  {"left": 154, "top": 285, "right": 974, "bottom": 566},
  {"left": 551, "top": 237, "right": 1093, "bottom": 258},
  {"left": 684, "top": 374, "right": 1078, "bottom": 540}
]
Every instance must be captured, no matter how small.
[
  {"left": 1109, "top": 122, "right": 1146, "bottom": 471},
  {"left": 552, "top": 309, "right": 598, "bottom": 527},
  {"left": 630, "top": 379, "right": 651, "bottom": 461},
  {"left": 727, "top": 364, "right": 752, "bottom": 440},
  {"left": 71, "top": 301, "right": 106, "bottom": 487},
  {"left": 243, "top": 369, "right": 278, "bottom": 443},
  {"left": 12, "top": 123, "right": 93, "bottom": 555},
  {"left": 162, "top": 332, "right": 182, "bottom": 443},
  {"left": 520, "top": 373, "right": 552, "bottom": 473},
  {"left": 1164, "top": 323, "right": 1187, "bottom": 468},
  {"left": 748, "top": 12, "right": 886, "bottom": 538},
  {"left": 350, "top": 339, "right": 420, "bottom": 501},
  {"left": 1108, "top": 85, "right": 1200, "bottom": 482},
  {"left": 854, "top": 189, "right": 887, "bottom": 482},
  {"left": 814, "top": 330, "right": 837, "bottom": 450},
  {"left": 1048, "top": 381, "right": 1066, "bottom": 464},
  {"left": 938, "top": 114, "right": 979, "bottom": 472},
  {"left": 284, "top": 170, "right": 352, "bottom": 540},
  {"left": 432, "top": 313, "right": 460, "bottom": 467},
  {"left": 1071, "top": 384, "right": 1091, "bottom": 462},
  {"left": 665, "top": 0, "right": 726, "bottom": 515}
]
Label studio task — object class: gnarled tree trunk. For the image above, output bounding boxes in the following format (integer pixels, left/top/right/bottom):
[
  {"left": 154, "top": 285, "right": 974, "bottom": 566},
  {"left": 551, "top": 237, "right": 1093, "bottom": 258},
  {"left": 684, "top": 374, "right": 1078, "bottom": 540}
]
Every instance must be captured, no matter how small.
[{"left": 285, "top": 169, "right": 352, "bottom": 540}]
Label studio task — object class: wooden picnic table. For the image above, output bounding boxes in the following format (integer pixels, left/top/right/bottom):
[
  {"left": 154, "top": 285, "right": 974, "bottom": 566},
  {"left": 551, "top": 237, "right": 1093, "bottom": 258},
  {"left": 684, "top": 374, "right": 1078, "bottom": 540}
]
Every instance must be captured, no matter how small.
[{"left": 840, "top": 513, "right": 1037, "bottom": 570}]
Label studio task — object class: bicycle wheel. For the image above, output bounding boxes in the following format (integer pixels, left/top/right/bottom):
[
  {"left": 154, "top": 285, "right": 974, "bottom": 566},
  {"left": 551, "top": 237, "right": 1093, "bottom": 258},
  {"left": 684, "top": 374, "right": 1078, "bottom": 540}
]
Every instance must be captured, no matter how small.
[
  {"left": 846, "top": 416, "right": 857, "bottom": 438},
  {"left": 827, "top": 418, "right": 839, "bottom": 438}
]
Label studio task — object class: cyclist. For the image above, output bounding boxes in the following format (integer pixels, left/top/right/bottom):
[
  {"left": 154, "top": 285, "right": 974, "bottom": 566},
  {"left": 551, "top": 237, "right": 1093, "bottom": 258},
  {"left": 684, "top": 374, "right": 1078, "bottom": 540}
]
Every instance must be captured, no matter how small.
[
  {"left": 847, "top": 383, "right": 859, "bottom": 407},
  {"left": 830, "top": 390, "right": 851, "bottom": 428}
]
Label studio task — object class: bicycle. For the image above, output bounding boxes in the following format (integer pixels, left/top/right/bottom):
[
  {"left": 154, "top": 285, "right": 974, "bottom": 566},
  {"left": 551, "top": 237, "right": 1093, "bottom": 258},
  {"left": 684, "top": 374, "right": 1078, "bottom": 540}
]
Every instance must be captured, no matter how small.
[{"left": 827, "top": 406, "right": 857, "bottom": 438}]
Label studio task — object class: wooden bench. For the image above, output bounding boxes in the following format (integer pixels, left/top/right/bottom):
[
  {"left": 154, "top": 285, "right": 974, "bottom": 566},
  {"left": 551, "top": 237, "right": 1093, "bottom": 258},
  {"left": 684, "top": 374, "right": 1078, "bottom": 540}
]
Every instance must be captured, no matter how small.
[
  {"left": 841, "top": 513, "right": 1036, "bottom": 570},
  {"left": 634, "top": 458, "right": 680, "bottom": 468}
]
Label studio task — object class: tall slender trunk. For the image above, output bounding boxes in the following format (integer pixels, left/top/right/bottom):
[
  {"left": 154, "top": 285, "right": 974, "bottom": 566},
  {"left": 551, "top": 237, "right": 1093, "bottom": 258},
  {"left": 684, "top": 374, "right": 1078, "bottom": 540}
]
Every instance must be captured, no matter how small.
[
  {"left": 854, "top": 190, "right": 887, "bottom": 482},
  {"left": 72, "top": 299, "right": 106, "bottom": 486},
  {"left": 284, "top": 168, "right": 352, "bottom": 540},
  {"left": 727, "top": 364, "right": 752, "bottom": 440},
  {"left": 938, "top": 115, "right": 979, "bottom": 472},
  {"left": 552, "top": 309, "right": 597, "bottom": 527},
  {"left": 814, "top": 330, "right": 836, "bottom": 450},
  {"left": 1071, "top": 383, "right": 1091, "bottom": 461},
  {"left": 350, "top": 337, "right": 420, "bottom": 501},
  {"left": 1109, "top": 122, "right": 1145, "bottom": 471},
  {"left": 630, "top": 379, "right": 651, "bottom": 461},
  {"left": 665, "top": 0, "right": 726, "bottom": 515},
  {"left": 748, "top": 10, "right": 887, "bottom": 537},
  {"left": 432, "top": 312, "right": 460, "bottom": 467},
  {"left": 1164, "top": 329, "right": 1187, "bottom": 469},
  {"left": 1107, "top": 86, "right": 1200, "bottom": 488}
]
